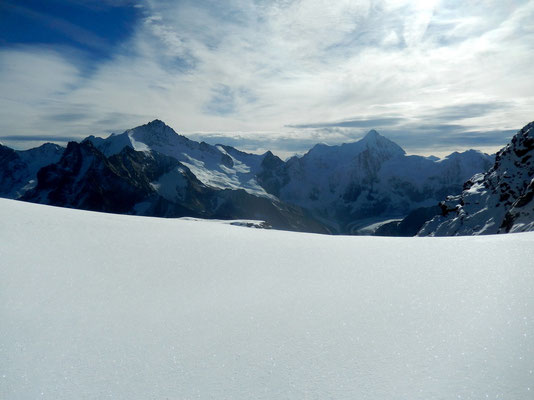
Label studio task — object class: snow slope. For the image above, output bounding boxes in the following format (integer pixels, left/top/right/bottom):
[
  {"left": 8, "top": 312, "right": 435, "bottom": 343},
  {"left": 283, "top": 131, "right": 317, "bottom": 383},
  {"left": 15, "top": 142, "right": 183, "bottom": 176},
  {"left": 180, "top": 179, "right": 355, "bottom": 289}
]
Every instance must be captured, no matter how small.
[{"left": 1, "top": 198, "right": 533, "bottom": 400}]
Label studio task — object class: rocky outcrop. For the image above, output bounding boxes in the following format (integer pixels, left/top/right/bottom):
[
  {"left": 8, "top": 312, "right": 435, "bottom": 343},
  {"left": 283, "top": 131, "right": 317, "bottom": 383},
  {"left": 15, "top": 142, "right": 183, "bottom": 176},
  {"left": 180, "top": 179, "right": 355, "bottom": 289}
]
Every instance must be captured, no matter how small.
[{"left": 419, "top": 121, "right": 534, "bottom": 236}]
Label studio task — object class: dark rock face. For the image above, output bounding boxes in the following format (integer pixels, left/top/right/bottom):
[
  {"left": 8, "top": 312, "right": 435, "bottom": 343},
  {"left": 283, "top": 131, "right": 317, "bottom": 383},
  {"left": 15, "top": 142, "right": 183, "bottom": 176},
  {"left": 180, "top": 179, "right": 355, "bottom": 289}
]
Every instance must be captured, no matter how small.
[
  {"left": 0, "top": 144, "right": 18, "bottom": 165},
  {"left": 419, "top": 121, "right": 534, "bottom": 236},
  {"left": 220, "top": 153, "right": 234, "bottom": 168},
  {"left": 256, "top": 151, "right": 289, "bottom": 198},
  {"left": 0, "top": 143, "right": 64, "bottom": 198},
  {"left": 0, "top": 144, "right": 25, "bottom": 196},
  {"left": 500, "top": 170, "right": 534, "bottom": 233},
  {"left": 24, "top": 142, "right": 169, "bottom": 214}
]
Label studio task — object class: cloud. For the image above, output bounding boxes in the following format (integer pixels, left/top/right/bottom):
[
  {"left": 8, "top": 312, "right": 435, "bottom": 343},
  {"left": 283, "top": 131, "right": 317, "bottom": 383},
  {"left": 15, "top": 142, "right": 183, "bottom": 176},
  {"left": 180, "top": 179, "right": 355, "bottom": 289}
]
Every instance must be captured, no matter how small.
[
  {"left": 0, "top": 135, "right": 78, "bottom": 142},
  {"left": 190, "top": 124, "right": 518, "bottom": 160},
  {"left": 380, "top": 125, "right": 517, "bottom": 153},
  {"left": 43, "top": 112, "right": 94, "bottom": 123},
  {"left": 0, "top": 0, "right": 533, "bottom": 155},
  {"left": 423, "top": 102, "right": 513, "bottom": 123},
  {"left": 287, "top": 117, "right": 405, "bottom": 129},
  {"left": 203, "top": 85, "right": 237, "bottom": 116}
]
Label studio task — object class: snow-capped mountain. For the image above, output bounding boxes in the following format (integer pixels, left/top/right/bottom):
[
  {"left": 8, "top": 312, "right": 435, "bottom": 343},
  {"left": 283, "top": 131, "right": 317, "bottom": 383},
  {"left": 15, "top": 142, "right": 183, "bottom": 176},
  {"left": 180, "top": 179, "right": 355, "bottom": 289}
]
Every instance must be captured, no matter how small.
[
  {"left": 419, "top": 121, "right": 534, "bottom": 236},
  {"left": 85, "top": 119, "right": 271, "bottom": 198},
  {"left": 259, "top": 129, "right": 494, "bottom": 233},
  {"left": 20, "top": 140, "right": 329, "bottom": 233},
  {"left": 0, "top": 142, "right": 63, "bottom": 198}
]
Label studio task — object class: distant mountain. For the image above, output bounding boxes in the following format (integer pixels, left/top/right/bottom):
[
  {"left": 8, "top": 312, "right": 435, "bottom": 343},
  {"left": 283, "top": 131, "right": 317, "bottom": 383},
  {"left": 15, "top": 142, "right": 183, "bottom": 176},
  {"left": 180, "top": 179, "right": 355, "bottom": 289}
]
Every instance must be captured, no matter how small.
[
  {"left": 0, "top": 142, "right": 63, "bottom": 198},
  {"left": 20, "top": 140, "right": 329, "bottom": 233},
  {"left": 1, "top": 119, "right": 500, "bottom": 234},
  {"left": 259, "top": 129, "right": 493, "bottom": 233},
  {"left": 419, "top": 121, "right": 534, "bottom": 236}
]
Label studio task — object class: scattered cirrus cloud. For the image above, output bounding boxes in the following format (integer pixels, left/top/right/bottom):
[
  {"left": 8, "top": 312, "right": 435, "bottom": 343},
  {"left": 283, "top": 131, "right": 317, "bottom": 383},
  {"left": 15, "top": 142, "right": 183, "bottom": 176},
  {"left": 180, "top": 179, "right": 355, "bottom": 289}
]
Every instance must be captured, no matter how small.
[{"left": 0, "top": 0, "right": 533, "bottom": 156}]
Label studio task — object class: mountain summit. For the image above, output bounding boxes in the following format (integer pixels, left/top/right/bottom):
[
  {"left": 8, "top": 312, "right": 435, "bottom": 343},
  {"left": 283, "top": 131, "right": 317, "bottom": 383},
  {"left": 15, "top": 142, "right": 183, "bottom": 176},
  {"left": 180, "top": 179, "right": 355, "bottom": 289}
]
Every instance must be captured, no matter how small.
[
  {"left": 85, "top": 120, "right": 271, "bottom": 197},
  {"left": 128, "top": 119, "right": 190, "bottom": 147},
  {"left": 359, "top": 128, "right": 406, "bottom": 157},
  {"left": 306, "top": 129, "right": 405, "bottom": 163}
]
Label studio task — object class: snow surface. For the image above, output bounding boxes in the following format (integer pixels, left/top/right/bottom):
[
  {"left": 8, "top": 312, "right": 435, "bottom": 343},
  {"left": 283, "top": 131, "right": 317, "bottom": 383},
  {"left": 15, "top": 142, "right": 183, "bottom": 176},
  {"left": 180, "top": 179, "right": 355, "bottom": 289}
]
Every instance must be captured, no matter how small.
[{"left": 1, "top": 198, "right": 533, "bottom": 400}]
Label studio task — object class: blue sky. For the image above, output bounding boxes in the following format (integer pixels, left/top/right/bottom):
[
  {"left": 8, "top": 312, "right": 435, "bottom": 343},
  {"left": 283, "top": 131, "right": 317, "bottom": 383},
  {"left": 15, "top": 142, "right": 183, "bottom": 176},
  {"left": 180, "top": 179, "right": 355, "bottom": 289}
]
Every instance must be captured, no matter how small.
[{"left": 0, "top": 0, "right": 533, "bottom": 157}]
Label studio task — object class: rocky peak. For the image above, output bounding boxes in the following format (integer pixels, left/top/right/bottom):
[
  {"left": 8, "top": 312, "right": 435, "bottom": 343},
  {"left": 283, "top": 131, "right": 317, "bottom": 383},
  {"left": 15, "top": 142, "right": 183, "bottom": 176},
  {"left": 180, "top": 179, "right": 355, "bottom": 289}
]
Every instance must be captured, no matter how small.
[
  {"left": 0, "top": 143, "right": 18, "bottom": 164},
  {"left": 147, "top": 119, "right": 166, "bottom": 128},
  {"left": 363, "top": 129, "right": 380, "bottom": 139},
  {"left": 304, "top": 130, "right": 405, "bottom": 163},
  {"left": 359, "top": 129, "right": 406, "bottom": 157},
  {"left": 495, "top": 121, "right": 534, "bottom": 165},
  {"left": 128, "top": 119, "right": 186, "bottom": 147},
  {"left": 261, "top": 150, "right": 284, "bottom": 169}
]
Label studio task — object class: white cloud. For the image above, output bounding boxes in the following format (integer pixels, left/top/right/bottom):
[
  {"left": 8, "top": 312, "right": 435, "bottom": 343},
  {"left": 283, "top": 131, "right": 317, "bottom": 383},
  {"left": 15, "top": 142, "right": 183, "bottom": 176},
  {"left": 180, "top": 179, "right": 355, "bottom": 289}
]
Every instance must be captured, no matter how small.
[
  {"left": 1, "top": 0, "right": 533, "bottom": 155},
  {"left": 0, "top": 47, "right": 80, "bottom": 103}
]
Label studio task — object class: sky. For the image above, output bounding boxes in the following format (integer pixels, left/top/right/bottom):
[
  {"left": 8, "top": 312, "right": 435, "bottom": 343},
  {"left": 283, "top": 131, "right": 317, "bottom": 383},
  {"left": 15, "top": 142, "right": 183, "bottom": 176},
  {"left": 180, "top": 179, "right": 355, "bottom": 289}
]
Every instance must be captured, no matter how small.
[{"left": 0, "top": 0, "right": 533, "bottom": 158}]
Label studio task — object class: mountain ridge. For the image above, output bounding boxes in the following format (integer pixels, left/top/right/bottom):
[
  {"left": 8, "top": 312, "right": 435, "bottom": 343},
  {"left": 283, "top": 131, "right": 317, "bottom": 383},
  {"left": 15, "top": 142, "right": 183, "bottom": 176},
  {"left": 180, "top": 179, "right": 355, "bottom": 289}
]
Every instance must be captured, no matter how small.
[{"left": 0, "top": 119, "right": 502, "bottom": 234}]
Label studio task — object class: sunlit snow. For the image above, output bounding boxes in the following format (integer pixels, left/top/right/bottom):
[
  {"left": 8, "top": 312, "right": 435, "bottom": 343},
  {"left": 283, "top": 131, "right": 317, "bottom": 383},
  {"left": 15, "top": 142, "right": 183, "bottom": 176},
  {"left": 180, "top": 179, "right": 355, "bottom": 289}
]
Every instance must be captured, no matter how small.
[{"left": 1, "top": 198, "right": 533, "bottom": 399}]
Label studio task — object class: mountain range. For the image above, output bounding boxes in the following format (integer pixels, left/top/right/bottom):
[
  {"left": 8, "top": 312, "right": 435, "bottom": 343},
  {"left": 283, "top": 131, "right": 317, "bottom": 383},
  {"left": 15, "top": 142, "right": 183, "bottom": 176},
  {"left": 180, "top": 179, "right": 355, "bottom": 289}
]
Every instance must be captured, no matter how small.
[{"left": 2, "top": 119, "right": 532, "bottom": 235}]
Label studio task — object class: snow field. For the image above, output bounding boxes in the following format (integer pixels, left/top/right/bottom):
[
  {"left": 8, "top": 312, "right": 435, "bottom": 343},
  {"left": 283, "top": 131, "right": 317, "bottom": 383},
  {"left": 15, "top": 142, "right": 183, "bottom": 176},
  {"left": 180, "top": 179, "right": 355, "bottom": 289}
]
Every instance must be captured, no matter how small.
[{"left": 1, "top": 198, "right": 533, "bottom": 399}]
